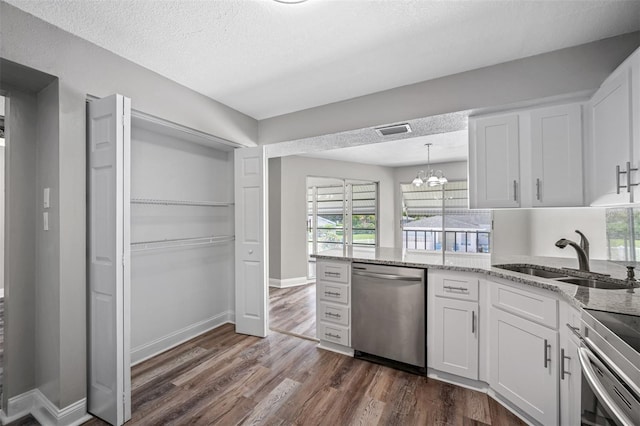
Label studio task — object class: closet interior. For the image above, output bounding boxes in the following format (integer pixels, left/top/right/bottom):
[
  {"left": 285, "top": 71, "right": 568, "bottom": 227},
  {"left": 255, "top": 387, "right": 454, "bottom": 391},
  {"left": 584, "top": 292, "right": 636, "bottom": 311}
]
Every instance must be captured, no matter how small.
[{"left": 128, "top": 114, "right": 235, "bottom": 364}]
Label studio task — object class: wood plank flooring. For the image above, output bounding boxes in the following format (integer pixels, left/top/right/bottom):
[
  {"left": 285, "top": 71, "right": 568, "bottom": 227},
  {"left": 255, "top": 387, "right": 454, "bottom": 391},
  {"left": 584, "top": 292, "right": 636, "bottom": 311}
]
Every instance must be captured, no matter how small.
[
  {"left": 269, "top": 283, "right": 316, "bottom": 340},
  {"left": 83, "top": 323, "right": 525, "bottom": 426}
]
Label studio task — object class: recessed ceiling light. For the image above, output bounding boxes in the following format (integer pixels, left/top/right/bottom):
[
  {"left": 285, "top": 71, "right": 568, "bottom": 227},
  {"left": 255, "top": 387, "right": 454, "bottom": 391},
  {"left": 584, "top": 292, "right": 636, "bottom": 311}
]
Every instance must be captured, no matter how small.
[{"left": 273, "top": 0, "right": 308, "bottom": 4}]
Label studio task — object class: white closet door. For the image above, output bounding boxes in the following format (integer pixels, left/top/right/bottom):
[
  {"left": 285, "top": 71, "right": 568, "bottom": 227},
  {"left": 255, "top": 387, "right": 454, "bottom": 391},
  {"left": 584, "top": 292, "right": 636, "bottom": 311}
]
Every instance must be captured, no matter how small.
[
  {"left": 234, "top": 146, "right": 268, "bottom": 337},
  {"left": 87, "top": 94, "right": 132, "bottom": 425}
]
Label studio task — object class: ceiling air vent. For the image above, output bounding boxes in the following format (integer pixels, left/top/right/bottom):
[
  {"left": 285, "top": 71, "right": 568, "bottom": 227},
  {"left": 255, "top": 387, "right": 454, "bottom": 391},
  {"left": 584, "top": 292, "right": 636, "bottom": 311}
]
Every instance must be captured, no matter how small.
[{"left": 375, "top": 123, "right": 412, "bottom": 137}]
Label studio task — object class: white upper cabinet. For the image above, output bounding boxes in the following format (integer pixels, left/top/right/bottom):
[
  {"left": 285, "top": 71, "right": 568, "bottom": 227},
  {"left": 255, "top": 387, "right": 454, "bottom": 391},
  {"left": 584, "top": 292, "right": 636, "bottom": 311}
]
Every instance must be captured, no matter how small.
[
  {"left": 530, "top": 104, "right": 583, "bottom": 207},
  {"left": 469, "top": 114, "right": 520, "bottom": 208},
  {"left": 590, "top": 47, "right": 640, "bottom": 205},
  {"left": 470, "top": 102, "right": 584, "bottom": 209}
]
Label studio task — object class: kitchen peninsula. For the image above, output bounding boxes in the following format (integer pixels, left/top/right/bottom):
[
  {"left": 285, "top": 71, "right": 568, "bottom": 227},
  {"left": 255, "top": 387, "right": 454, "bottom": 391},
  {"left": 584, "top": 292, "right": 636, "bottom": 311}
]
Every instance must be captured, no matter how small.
[{"left": 312, "top": 246, "right": 640, "bottom": 426}]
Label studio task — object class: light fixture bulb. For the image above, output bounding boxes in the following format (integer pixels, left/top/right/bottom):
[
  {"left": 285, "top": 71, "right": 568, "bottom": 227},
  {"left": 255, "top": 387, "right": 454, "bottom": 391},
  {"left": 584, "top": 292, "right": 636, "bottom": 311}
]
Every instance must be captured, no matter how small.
[
  {"left": 412, "top": 176, "right": 424, "bottom": 187},
  {"left": 427, "top": 175, "right": 440, "bottom": 187},
  {"left": 439, "top": 176, "right": 448, "bottom": 185}
]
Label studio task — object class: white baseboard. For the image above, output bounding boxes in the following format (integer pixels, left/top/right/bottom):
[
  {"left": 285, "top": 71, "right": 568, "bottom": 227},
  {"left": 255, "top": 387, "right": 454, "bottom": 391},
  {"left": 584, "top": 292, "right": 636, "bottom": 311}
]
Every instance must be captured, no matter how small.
[
  {"left": 2, "top": 389, "right": 91, "bottom": 426},
  {"left": 131, "top": 310, "right": 234, "bottom": 365},
  {"left": 317, "top": 341, "right": 354, "bottom": 357},
  {"left": 269, "top": 276, "right": 313, "bottom": 288}
]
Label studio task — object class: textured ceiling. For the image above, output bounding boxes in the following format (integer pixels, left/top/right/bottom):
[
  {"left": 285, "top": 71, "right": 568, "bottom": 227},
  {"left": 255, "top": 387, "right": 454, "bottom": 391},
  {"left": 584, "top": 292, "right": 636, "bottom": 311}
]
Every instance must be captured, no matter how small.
[
  {"left": 301, "top": 130, "right": 468, "bottom": 167},
  {"left": 6, "top": 0, "right": 640, "bottom": 120}
]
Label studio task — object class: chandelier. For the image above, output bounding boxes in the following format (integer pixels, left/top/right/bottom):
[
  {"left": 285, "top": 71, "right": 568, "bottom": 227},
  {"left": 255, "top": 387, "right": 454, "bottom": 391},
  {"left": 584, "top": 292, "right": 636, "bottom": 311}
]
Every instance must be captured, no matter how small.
[{"left": 412, "top": 143, "right": 447, "bottom": 187}]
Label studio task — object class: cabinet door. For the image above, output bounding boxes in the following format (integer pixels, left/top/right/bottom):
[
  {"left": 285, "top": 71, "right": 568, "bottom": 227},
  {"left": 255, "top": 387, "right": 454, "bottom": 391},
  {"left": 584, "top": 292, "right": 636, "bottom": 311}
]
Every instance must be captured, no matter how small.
[
  {"left": 490, "top": 308, "right": 558, "bottom": 425},
  {"left": 531, "top": 104, "right": 583, "bottom": 207},
  {"left": 431, "top": 297, "right": 478, "bottom": 380},
  {"left": 560, "top": 335, "right": 581, "bottom": 426},
  {"left": 470, "top": 115, "right": 520, "bottom": 208},
  {"left": 590, "top": 69, "right": 633, "bottom": 205}
]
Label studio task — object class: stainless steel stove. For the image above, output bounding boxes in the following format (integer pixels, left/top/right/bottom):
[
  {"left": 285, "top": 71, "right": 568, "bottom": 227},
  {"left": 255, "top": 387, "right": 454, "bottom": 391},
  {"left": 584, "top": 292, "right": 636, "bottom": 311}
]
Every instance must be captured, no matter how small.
[{"left": 573, "top": 309, "right": 640, "bottom": 425}]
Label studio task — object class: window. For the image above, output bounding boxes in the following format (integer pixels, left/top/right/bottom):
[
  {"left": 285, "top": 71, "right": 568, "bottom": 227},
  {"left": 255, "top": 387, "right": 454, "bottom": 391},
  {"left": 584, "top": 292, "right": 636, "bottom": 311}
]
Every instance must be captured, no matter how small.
[
  {"left": 606, "top": 208, "right": 640, "bottom": 261},
  {"left": 307, "top": 179, "right": 378, "bottom": 277},
  {"left": 401, "top": 180, "right": 491, "bottom": 253}
]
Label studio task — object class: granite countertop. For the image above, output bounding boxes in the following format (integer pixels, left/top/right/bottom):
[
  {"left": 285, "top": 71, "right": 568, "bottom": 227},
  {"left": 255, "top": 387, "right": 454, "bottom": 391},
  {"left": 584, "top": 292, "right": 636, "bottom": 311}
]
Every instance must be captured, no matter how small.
[{"left": 312, "top": 247, "right": 640, "bottom": 316}]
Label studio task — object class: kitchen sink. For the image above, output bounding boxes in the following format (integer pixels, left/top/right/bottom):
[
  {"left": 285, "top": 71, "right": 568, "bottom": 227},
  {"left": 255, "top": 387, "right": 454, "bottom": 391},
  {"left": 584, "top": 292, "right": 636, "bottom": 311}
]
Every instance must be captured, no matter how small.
[
  {"left": 556, "top": 277, "right": 632, "bottom": 290},
  {"left": 494, "top": 264, "right": 635, "bottom": 290},
  {"left": 494, "top": 265, "right": 568, "bottom": 279}
]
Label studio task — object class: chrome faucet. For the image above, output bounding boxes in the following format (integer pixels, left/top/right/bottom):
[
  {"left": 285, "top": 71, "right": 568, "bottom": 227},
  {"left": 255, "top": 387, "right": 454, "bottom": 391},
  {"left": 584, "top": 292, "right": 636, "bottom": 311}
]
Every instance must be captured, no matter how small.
[
  {"left": 574, "top": 229, "right": 590, "bottom": 260},
  {"left": 555, "top": 235, "right": 590, "bottom": 272}
]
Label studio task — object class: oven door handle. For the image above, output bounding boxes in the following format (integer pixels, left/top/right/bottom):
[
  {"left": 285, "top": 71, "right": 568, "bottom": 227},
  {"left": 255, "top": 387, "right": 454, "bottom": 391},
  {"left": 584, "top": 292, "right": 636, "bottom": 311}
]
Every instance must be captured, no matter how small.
[{"left": 577, "top": 345, "right": 634, "bottom": 426}]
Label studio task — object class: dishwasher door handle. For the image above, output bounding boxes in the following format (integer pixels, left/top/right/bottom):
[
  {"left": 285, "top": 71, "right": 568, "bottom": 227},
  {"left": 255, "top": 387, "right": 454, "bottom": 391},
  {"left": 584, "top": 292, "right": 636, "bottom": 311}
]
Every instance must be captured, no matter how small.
[{"left": 352, "top": 270, "right": 422, "bottom": 281}]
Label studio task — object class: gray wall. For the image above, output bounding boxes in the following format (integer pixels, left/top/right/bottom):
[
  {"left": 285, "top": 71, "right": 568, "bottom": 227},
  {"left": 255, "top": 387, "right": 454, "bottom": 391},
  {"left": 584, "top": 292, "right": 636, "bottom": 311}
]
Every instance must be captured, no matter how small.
[
  {"left": 270, "top": 156, "right": 395, "bottom": 281},
  {"left": 35, "top": 81, "right": 61, "bottom": 405},
  {"left": 3, "top": 87, "right": 37, "bottom": 407},
  {"left": 0, "top": 3, "right": 257, "bottom": 408},
  {"left": 259, "top": 32, "right": 640, "bottom": 144},
  {"left": 268, "top": 158, "right": 282, "bottom": 280}
]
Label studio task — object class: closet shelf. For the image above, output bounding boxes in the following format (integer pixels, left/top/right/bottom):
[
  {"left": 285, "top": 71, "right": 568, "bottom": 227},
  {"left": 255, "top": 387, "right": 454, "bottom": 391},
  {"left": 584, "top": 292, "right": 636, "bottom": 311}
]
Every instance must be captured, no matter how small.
[
  {"left": 131, "top": 235, "right": 235, "bottom": 252},
  {"left": 131, "top": 198, "right": 234, "bottom": 207}
]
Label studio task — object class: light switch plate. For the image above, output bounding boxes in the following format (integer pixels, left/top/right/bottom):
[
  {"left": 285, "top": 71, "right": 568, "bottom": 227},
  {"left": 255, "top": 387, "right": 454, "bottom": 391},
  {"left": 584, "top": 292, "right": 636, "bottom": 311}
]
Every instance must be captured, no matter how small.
[
  {"left": 43, "top": 212, "right": 49, "bottom": 231},
  {"left": 44, "top": 187, "right": 50, "bottom": 208}
]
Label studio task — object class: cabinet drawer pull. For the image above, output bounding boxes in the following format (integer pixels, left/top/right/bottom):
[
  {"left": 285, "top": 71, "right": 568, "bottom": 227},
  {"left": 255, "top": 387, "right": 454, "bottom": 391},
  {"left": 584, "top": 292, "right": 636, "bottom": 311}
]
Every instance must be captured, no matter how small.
[
  {"left": 325, "top": 332, "right": 341, "bottom": 339},
  {"left": 324, "top": 291, "right": 341, "bottom": 297},
  {"left": 325, "top": 312, "right": 341, "bottom": 318},
  {"left": 544, "top": 339, "right": 551, "bottom": 368},
  {"left": 443, "top": 285, "right": 468, "bottom": 292},
  {"left": 513, "top": 180, "right": 518, "bottom": 202},
  {"left": 561, "top": 348, "right": 571, "bottom": 380},
  {"left": 325, "top": 271, "right": 341, "bottom": 277},
  {"left": 471, "top": 311, "right": 476, "bottom": 334},
  {"left": 616, "top": 162, "right": 639, "bottom": 194},
  {"left": 536, "top": 178, "right": 541, "bottom": 201}
]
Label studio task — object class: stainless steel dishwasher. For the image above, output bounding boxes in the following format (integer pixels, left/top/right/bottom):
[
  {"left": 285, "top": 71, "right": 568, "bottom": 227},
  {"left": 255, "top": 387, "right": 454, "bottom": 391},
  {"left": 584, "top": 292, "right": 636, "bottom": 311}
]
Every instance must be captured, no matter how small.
[{"left": 351, "top": 262, "right": 426, "bottom": 373}]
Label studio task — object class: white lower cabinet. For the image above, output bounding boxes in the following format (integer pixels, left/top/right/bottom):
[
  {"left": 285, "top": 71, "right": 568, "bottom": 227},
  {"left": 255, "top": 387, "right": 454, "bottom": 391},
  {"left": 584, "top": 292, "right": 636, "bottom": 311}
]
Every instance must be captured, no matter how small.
[
  {"left": 316, "top": 259, "right": 352, "bottom": 351},
  {"left": 490, "top": 307, "right": 559, "bottom": 426},
  {"left": 431, "top": 297, "right": 479, "bottom": 379}
]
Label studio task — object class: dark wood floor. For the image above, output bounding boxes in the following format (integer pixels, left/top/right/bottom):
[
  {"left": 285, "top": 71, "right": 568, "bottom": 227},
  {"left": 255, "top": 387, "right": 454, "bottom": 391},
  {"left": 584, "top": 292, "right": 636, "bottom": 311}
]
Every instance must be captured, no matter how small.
[
  {"left": 269, "top": 283, "right": 316, "bottom": 340},
  {"left": 1, "top": 297, "right": 4, "bottom": 401},
  {"left": 83, "top": 323, "right": 525, "bottom": 426}
]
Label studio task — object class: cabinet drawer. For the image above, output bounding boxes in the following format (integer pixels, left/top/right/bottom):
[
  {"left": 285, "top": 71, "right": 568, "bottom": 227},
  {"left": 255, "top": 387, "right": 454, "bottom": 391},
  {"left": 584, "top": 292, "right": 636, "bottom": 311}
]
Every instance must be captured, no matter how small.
[
  {"left": 319, "top": 302, "right": 350, "bottom": 326},
  {"left": 431, "top": 271, "right": 479, "bottom": 301},
  {"left": 490, "top": 281, "right": 558, "bottom": 329},
  {"left": 318, "top": 322, "right": 350, "bottom": 346},
  {"left": 317, "top": 261, "right": 349, "bottom": 283},
  {"left": 318, "top": 281, "right": 349, "bottom": 305}
]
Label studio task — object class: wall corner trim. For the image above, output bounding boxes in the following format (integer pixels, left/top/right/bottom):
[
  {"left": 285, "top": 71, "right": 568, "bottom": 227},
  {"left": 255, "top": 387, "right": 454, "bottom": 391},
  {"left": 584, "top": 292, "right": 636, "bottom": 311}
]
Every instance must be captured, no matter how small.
[{"left": 2, "top": 389, "right": 91, "bottom": 426}]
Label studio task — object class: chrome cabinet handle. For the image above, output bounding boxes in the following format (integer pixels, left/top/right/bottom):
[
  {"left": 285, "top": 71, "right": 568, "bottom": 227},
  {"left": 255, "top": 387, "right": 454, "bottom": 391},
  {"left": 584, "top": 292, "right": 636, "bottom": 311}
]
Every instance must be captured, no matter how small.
[
  {"left": 325, "top": 332, "right": 341, "bottom": 339},
  {"left": 324, "top": 291, "right": 340, "bottom": 297},
  {"left": 325, "top": 312, "right": 341, "bottom": 318},
  {"left": 471, "top": 311, "right": 476, "bottom": 334},
  {"left": 325, "top": 271, "right": 341, "bottom": 277},
  {"left": 443, "top": 285, "right": 468, "bottom": 292},
  {"left": 544, "top": 339, "right": 551, "bottom": 368},
  {"left": 627, "top": 162, "right": 638, "bottom": 193},
  {"left": 513, "top": 180, "right": 518, "bottom": 202},
  {"left": 536, "top": 178, "right": 541, "bottom": 201},
  {"left": 616, "top": 162, "right": 639, "bottom": 194},
  {"left": 561, "top": 348, "right": 571, "bottom": 380}
]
